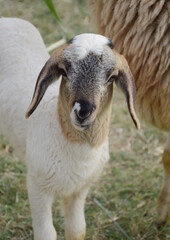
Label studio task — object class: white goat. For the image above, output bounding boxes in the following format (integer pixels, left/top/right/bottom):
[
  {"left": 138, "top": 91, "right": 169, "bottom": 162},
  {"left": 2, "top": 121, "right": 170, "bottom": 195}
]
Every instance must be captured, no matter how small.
[{"left": 0, "top": 18, "right": 140, "bottom": 240}]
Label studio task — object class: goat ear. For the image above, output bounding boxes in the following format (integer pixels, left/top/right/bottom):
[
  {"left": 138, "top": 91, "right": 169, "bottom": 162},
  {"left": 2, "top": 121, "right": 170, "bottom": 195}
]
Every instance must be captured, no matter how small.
[
  {"left": 115, "top": 52, "right": 140, "bottom": 130},
  {"left": 25, "top": 46, "right": 66, "bottom": 119}
]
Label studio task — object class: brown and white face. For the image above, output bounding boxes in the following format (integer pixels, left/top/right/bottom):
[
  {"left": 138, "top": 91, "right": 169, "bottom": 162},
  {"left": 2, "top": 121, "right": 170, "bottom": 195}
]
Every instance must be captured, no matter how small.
[{"left": 26, "top": 34, "right": 140, "bottom": 131}]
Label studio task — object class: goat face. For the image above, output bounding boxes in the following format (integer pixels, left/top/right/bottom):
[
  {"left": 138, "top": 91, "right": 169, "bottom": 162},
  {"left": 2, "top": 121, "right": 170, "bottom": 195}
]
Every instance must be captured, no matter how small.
[
  {"left": 26, "top": 34, "right": 140, "bottom": 130},
  {"left": 59, "top": 44, "right": 118, "bottom": 130}
]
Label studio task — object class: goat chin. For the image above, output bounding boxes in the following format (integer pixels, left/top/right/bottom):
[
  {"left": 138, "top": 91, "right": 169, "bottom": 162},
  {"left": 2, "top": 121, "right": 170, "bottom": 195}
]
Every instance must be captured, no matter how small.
[{"left": 89, "top": 0, "right": 170, "bottom": 221}]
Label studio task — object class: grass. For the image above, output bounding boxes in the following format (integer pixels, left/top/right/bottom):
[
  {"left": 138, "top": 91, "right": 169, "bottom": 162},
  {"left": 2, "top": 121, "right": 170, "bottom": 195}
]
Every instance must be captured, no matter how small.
[{"left": 0, "top": 1, "right": 169, "bottom": 239}]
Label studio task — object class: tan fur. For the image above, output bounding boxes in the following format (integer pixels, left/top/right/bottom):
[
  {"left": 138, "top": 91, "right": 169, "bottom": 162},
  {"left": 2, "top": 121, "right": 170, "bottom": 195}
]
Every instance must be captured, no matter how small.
[
  {"left": 89, "top": 0, "right": 170, "bottom": 130},
  {"left": 58, "top": 80, "right": 113, "bottom": 147}
]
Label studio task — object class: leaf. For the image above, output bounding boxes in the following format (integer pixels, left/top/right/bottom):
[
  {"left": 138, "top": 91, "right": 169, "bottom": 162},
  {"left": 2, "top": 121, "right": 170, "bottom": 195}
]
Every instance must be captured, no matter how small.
[
  {"left": 44, "top": 0, "right": 69, "bottom": 35},
  {"left": 44, "top": 0, "right": 61, "bottom": 23}
]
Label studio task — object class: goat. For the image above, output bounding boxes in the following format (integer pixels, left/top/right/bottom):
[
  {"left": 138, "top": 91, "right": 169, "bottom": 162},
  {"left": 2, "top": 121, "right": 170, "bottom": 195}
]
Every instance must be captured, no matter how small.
[
  {"left": 0, "top": 18, "right": 140, "bottom": 240},
  {"left": 89, "top": 0, "right": 170, "bottom": 221}
]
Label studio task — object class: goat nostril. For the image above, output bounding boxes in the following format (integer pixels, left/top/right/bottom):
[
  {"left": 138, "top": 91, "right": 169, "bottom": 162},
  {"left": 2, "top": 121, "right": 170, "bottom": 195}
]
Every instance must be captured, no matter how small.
[
  {"left": 76, "top": 109, "right": 91, "bottom": 120},
  {"left": 73, "top": 100, "right": 95, "bottom": 121}
]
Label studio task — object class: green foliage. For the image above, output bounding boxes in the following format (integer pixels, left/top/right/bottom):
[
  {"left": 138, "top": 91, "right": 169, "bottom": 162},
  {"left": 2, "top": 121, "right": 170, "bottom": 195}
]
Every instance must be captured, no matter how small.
[
  {"left": 43, "top": 0, "right": 68, "bottom": 35},
  {"left": 44, "top": 0, "right": 61, "bottom": 23}
]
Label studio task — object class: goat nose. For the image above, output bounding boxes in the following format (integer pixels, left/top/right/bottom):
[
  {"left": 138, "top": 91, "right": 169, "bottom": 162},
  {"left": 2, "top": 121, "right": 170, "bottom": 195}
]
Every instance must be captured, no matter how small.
[{"left": 74, "top": 100, "right": 95, "bottom": 120}]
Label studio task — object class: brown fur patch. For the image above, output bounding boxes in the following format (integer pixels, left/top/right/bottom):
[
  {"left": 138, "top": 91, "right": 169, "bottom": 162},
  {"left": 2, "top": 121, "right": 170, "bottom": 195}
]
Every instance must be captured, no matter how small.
[
  {"left": 89, "top": 0, "right": 170, "bottom": 130},
  {"left": 66, "top": 230, "right": 85, "bottom": 240},
  {"left": 162, "top": 150, "right": 170, "bottom": 175},
  {"left": 115, "top": 51, "right": 140, "bottom": 130},
  {"left": 158, "top": 149, "right": 170, "bottom": 221},
  {"left": 158, "top": 184, "right": 170, "bottom": 221},
  {"left": 58, "top": 80, "right": 113, "bottom": 147},
  {"left": 25, "top": 44, "right": 68, "bottom": 118},
  {"left": 74, "top": 234, "right": 85, "bottom": 240}
]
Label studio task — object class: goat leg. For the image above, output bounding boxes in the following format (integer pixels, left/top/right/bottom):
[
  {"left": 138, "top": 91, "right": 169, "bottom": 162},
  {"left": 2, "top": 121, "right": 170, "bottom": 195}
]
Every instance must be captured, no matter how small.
[{"left": 27, "top": 174, "right": 57, "bottom": 240}]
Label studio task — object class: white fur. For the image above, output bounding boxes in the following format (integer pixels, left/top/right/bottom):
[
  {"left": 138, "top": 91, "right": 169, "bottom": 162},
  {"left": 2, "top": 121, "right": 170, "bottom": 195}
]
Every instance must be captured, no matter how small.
[
  {"left": 72, "top": 33, "right": 110, "bottom": 59},
  {"left": 70, "top": 102, "right": 81, "bottom": 124},
  {"left": 0, "top": 18, "right": 110, "bottom": 240},
  {"left": 70, "top": 102, "right": 85, "bottom": 130},
  {"left": 74, "top": 102, "right": 81, "bottom": 111}
]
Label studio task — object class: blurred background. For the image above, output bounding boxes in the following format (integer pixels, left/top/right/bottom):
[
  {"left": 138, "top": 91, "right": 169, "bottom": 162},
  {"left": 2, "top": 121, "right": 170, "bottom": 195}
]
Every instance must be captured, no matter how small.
[
  {"left": 1, "top": 0, "right": 94, "bottom": 45},
  {"left": 0, "top": 1, "right": 169, "bottom": 239}
]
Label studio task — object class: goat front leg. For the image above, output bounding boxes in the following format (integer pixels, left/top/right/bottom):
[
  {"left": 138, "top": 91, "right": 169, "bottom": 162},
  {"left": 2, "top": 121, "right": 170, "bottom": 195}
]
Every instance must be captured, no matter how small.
[
  {"left": 27, "top": 174, "right": 57, "bottom": 240},
  {"left": 158, "top": 135, "right": 170, "bottom": 222},
  {"left": 62, "top": 187, "right": 89, "bottom": 240}
]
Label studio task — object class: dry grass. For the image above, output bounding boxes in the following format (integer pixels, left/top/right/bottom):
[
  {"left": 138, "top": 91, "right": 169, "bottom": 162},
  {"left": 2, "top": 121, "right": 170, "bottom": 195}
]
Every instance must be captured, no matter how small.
[{"left": 0, "top": 1, "right": 169, "bottom": 239}]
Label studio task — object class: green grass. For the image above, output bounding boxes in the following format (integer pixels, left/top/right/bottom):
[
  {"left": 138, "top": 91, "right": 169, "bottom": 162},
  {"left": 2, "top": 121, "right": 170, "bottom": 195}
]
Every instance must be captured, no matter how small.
[{"left": 0, "top": 1, "right": 169, "bottom": 239}]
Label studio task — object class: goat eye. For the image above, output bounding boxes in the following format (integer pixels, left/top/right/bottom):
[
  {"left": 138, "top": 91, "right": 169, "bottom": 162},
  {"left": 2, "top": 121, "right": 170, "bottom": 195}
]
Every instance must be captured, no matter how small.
[
  {"left": 107, "top": 75, "right": 118, "bottom": 83},
  {"left": 59, "top": 68, "right": 67, "bottom": 78}
]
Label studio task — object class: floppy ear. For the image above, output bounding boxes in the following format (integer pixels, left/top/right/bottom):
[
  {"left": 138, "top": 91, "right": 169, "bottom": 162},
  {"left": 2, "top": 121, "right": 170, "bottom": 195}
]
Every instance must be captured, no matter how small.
[
  {"left": 114, "top": 51, "right": 140, "bottom": 130},
  {"left": 25, "top": 45, "right": 66, "bottom": 119}
]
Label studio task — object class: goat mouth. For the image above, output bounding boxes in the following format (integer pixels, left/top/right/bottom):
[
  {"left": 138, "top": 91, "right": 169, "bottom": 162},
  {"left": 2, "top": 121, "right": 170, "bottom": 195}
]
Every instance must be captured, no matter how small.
[
  {"left": 70, "top": 112, "right": 93, "bottom": 131},
  {"left": 72, "top": 122, "right": 91, "bottom": 131},
  {"left": 80, "top": 123, "right": 91, "bottom": 130}
]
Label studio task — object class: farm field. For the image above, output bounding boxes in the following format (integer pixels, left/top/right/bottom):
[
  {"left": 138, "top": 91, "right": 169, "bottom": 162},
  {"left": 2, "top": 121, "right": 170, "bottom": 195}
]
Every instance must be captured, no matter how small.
[{"left": 0, "top": 1, "right": 169, "bottom": 239}]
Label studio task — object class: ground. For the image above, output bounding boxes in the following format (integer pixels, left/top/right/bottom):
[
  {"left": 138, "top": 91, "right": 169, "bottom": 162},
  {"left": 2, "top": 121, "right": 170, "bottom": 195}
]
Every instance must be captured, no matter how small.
[{"left": 0, "top": 0, "right": 169, "bottom": 239}]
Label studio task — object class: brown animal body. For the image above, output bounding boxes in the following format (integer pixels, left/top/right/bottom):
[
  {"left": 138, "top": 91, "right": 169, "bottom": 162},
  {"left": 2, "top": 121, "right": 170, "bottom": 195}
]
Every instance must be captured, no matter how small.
[{"left": 89, "top": 0, "right": 170, "bottom": 221}]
